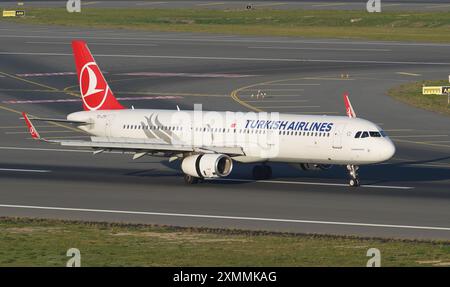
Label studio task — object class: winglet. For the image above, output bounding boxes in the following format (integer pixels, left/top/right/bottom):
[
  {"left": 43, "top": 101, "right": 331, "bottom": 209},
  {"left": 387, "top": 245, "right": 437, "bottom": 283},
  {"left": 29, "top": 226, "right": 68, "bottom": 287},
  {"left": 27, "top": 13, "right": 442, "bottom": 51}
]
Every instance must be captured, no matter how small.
[
  {"left": 343, "top": 92, "right": 356, "bottom": 118},
  {"left": 22, "top": 112, "right": 41, "bottom": 140}
]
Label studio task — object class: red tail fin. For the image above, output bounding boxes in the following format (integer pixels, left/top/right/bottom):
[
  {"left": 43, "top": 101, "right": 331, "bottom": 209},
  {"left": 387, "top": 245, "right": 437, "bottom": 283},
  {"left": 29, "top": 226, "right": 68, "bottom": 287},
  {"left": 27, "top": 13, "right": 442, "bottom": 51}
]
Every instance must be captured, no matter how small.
[
  {"left": 343, "top": 92, "right": 356, "bottom": 118},
  {"left": 72, "top": 40, "right": 125, "bottom": 111}
]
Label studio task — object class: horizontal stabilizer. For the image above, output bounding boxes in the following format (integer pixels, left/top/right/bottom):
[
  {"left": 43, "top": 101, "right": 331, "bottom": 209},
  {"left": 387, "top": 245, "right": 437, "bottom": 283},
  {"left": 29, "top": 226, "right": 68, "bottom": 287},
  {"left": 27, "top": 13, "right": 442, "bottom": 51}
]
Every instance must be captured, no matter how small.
[{"left": 19, "top": 116, "right": 89, "bottom": 125}]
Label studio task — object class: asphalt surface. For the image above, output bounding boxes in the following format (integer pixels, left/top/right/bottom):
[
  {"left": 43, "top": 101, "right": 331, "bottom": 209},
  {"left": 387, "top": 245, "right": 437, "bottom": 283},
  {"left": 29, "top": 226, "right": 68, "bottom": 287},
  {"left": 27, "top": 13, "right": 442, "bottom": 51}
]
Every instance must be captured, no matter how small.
[
  {"left": 1, "top": 0, "right": 450, "bottom": 11},
  {"left": 0, "top": 21, "right": 449, "bottom": 240}
]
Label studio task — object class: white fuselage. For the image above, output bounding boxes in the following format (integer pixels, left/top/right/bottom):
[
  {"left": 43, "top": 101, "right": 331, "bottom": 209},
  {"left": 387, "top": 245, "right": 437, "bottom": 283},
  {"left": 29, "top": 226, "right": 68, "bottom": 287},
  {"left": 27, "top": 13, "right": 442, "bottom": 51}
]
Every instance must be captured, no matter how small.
[{"left": 68, "top": 109, "right": 395, "bottom": 165}]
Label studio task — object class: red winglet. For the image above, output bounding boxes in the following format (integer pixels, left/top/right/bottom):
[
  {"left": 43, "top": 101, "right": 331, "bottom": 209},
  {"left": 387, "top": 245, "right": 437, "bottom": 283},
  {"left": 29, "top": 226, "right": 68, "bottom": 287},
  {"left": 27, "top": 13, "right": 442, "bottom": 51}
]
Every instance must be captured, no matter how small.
[
  {"left": 343, "top": 92, "right": 356, "bottom": 118},
  {"left": 22, "top": 112, "right": 41, "bottom": 140}
]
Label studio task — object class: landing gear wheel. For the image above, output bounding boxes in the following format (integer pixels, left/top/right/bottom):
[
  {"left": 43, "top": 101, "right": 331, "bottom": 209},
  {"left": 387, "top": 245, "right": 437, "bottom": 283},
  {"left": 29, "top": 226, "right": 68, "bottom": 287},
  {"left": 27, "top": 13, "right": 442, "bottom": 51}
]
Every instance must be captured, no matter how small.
[
  {"left": 252, "top": 165, "right": 272, "bottom": 180},
  {"left": 184, "top": 174, "right": 199, "bottom": 184},
  {"left": 346, "top": 165, "right": 360, "bottom": 187},
  {"left": 349, "top": 178, "right": 360, "bottom": 187}
]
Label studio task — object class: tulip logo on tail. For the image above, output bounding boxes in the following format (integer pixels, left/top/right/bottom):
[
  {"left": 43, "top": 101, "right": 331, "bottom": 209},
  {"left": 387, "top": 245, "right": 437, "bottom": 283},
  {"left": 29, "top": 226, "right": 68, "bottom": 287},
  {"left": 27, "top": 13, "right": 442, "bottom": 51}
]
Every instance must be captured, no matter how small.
[{"left": 80, "top": 62, "right": 109, "bottom": 111}]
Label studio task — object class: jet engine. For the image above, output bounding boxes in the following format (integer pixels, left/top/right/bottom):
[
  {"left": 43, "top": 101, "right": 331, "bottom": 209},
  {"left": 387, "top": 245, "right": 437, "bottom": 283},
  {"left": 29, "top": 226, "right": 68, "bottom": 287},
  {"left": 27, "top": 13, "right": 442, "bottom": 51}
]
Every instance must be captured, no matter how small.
[{"left": 181, "top": 154, "right": 233, "bottom": 178}]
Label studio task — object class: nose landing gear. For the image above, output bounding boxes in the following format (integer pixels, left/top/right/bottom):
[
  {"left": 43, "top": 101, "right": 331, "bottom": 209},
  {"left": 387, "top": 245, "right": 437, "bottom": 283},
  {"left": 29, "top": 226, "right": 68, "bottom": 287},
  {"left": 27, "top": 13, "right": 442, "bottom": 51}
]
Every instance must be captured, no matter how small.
[{"left": 347, "top": 165, "right": 360, "bottom": 187}]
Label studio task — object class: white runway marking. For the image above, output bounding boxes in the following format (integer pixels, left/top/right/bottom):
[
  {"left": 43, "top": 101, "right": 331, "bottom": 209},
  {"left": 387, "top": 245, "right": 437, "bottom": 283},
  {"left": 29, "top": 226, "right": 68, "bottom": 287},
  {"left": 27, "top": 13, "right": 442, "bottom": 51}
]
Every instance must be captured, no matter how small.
[
  {"left": 4, "top": 35, "right": 450, "bottom": 47},
  {"left": 0, "top": 168, "right": 50, "bottom": 173},
  {"left": 396, "top": 72, "right": 421, "bottom": 77},
  {"left": 27, "top": 41, "right": 157, "bottom": 47},
  {"left": 119, "top": 72, "right": 256, "bottom": 78},
  {"left": 16, "top": 72, "right": 76, "bottom": 77},
  {"left": 196, "top": 2, "right": 225, "bottom": 6},
  {"left": 216, "top": 178, "right": 413, "bottom": 190},
  {"left": 3, "top": 95, "right": 183, "bottom": 104},
  {"left": 135, "top": 1, "right": 167, "bottom": 6},
  {"left": 312, "top": 3, "right": 348, "bottom": 8},
  {"left": 0, "top": 204, "right": 447, "bottom": 231},
  {"left": 249, "top": 46, "right": 391, "bottom": 52},
  {"left": 390, "top": 135, "right": 448, "bottom": 138},
  {"left": 1, "top": 52, "right": 449, "bottom": 65}
]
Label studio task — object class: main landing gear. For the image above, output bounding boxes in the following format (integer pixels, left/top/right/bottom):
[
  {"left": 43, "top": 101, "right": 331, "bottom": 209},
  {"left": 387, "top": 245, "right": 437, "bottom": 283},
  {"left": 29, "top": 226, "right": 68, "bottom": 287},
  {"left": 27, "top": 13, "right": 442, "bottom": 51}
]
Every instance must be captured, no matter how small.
[
  {"left": 184, "top": 174, "right": 200, "bottom": 184},
  {"left": 346, "top": 164, "right": 360, "bottom": 187},
  {"left": 252, "top": 164, "right": 272, "bottom": 180}
]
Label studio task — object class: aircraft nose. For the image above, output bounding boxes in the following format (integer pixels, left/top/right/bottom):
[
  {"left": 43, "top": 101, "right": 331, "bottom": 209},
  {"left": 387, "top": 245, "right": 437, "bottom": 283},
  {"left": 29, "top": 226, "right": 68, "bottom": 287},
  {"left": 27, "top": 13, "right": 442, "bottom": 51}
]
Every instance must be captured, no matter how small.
[{"left": 382, "top": 139, "right": 396, "bottom": 161}]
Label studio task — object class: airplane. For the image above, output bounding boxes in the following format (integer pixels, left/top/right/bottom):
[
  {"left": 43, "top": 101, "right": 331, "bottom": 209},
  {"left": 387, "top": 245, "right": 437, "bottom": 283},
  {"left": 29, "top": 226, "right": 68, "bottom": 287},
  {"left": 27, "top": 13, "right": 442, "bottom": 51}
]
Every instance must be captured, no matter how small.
[{"left": 21, "top": 40, "right": 396, "bottom": 187}]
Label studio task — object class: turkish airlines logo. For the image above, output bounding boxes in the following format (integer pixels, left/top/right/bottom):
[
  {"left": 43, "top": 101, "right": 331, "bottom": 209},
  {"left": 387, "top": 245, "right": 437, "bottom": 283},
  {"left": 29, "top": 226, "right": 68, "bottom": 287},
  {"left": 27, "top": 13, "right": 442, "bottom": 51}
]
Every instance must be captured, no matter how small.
[{"left": 79, "top": 62, "right": 109, "bottom": 111}]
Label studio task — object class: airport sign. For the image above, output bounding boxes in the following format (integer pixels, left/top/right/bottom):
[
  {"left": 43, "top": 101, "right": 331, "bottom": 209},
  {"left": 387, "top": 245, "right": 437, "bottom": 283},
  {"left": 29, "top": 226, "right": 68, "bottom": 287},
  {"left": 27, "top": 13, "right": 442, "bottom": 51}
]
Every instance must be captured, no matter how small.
[
  {"left": 422, "top": 86, "right": 450, "bottom": 95},
  {"left": 2, "top": 10, "right": 25, "bottom": 17}
]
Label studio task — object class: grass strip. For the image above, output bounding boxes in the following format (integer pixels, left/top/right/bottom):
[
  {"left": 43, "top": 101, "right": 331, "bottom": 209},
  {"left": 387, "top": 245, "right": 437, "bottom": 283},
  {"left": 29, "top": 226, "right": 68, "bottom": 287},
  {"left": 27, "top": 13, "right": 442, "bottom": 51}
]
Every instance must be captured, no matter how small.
[
  {"left": 388, "top": 80, "right": 450, "bottom": 116},
  {"left": 0, "top": 217, "right": 448, "bottom": 266},
  {"left": 2, "top": 8, "right": 450, "bottom": 43}
]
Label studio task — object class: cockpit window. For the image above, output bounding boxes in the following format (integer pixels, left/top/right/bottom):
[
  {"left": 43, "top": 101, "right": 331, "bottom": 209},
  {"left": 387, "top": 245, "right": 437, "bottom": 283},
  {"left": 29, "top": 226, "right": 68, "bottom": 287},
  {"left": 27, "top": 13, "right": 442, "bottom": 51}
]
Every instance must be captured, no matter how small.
[
  {"left": 380, "top": 130, "right": 387, "bottom": 137},
  {"left": 355, "top": 131, "right": 361, "bottom": 138},
  {"left": 369, "top": 131, "right": 381, "bottom": 137},
  {"left": 361, "top": 131, "right": 369, "bottom": 138}
]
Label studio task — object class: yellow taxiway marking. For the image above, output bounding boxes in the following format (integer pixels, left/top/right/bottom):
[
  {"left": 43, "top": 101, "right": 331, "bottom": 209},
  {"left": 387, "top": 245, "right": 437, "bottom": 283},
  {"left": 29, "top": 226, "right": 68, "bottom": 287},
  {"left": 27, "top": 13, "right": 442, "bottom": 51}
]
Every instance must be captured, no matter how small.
[
  {"left": 241, "top": 94, "right": 305, "bottom": 97},
  {"left": 0, "top": 87, "right": 227, "bottom": 98},
  {"left": 0, "top": 71, "right": 80, "bottom": 99},
  {"left": 390, "top": 135, "right": 448, "bottom": 138},
  {"left": 303, "top": 77, "right": 355, "bottom": 81},
  {"left": 392, "top": 157, "right": 450, "bottom": 168},
  {"left": 29, "top": 136, "right": 90, "bottom": 139},
  {"left": 243, "top": 89, "right": 304, "bottom": 91},
  {"left": 245, "top": 99, "right": 309, "bottom": 103},
  {"left": 0, "top": 88, "right": 67, "bottom": 93},
  {"left": 0, "top": 103, "right": 83, "bottom": 134},
  {"left": 291, "top": 111, "right": 340, "bottom": 114},
  {"left": 396, "top": 72, "right": 421, "bottom": 77},
  {"left": 230, "top": 76, "right": 342, "bottom": 112},
  {"left": 253, "top": 105, "right": 320, "bottom": 109},
  {"left": 0, "top": 125, "right": 54, "bottom": 129},
  {"left": 393, "top": 139, "right": 450, "bottom": 149},
  {"left": 0, "top": 71, "right": 59, "bottom": 91},
  {"left": 261, "top": 83, "right": 321, "bottom": 86},
  {"left": 196, "top": 2, "right": 225, "bottom": 6}
]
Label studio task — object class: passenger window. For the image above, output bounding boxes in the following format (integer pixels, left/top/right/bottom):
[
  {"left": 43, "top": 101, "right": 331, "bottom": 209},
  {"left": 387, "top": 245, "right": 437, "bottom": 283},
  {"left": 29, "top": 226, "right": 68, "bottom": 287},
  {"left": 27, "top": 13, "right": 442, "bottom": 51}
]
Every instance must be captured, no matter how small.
[
  {"left": 361, "top": 132, "right": 369, "bottom": 138},
  {"left": 355, "top": 131, "right": 361, "bottom": 138}
]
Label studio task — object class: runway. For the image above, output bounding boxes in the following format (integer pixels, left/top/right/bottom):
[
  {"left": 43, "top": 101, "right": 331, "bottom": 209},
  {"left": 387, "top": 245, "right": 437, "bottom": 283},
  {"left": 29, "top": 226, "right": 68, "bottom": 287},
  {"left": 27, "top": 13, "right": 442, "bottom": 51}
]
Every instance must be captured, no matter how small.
[
  {"left": 0, "top": 22, "right": 449, "bottom": 240},
  {"left": 1, "top": 0, "right": 450, "bottom": 11}
]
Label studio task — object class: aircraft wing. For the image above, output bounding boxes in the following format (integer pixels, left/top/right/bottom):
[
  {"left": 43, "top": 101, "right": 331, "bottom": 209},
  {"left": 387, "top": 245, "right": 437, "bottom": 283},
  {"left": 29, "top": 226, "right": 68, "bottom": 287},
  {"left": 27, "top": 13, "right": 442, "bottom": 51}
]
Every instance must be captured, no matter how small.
[
  {"left": 22, "top": 113, "right": 245, "bottom": 156},
  {"left": 60, "top": 137, "right": 245, "bottom": 156}
]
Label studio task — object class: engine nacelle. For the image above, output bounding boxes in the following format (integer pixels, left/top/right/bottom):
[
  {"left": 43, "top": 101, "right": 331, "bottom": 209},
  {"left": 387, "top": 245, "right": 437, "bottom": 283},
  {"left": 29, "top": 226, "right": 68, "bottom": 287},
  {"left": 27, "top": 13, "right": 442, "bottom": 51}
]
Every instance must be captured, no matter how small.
[{"left": 181, "top": 154, "right": 233, "bottom": 178}]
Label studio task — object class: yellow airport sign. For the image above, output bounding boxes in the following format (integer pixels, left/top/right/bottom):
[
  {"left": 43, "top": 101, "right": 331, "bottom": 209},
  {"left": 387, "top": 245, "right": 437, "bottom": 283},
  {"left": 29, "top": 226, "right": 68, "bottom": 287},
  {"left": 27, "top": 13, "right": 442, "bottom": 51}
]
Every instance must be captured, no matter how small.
[
  {"left": 2, "top": 10, "right": 25, "bottom": 17},
  {"left": 3, "top": 10, "right": 16, "bottom": 17},
  {"left": 422, "top": 86, "right": 443, "bottom": 95}
]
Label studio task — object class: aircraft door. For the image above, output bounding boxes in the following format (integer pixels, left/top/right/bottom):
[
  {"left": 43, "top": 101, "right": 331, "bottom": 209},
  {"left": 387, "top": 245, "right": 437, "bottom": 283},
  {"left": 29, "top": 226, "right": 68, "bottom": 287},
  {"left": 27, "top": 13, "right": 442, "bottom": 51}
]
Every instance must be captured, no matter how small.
[
  {"left": 105, "top": 114, "right": 115, "bottom": 137},
  {"left": 332, "top": 124, "right": 346, "bottom": 149}
]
